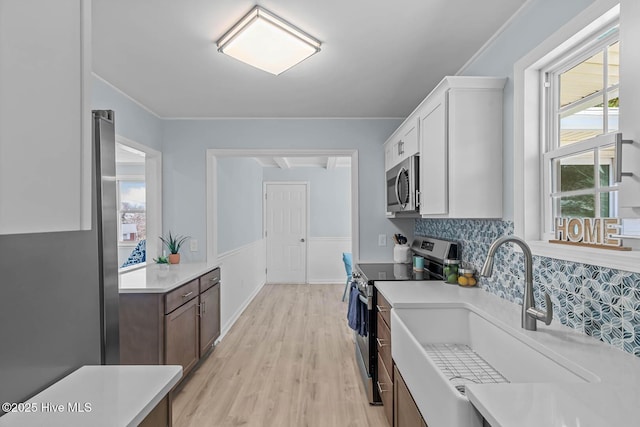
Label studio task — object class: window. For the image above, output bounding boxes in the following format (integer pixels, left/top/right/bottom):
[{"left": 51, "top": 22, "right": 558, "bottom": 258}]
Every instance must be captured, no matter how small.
[
  {"left": 541, "top": 24, "right": 620, "bottom": 239},
  {"left": 117, "top": 180, "right": 146, "bottom": 243},
  {"left": 116, "top": 142, "right": 148, "bottom": 269},
  {"left": 515, "top": 2, "right": 640, "bottom": 271}
]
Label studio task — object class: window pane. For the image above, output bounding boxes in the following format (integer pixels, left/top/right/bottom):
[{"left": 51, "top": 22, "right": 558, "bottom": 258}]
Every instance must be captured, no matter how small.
[
  {"left": 598, "top": 145, "right": 615, "bottom": 186},
  {"left": 560, "top": 51, "right": 603, "bottom": 107},
  {"left": 557, "top": 194, "right": 596, "bottom": 218},
  {"left": 608, "top": 41, "right": 619, "bottom": 87},
  {"left": 600, "top": 192, "right": 610, "bottom": 217},
  {"left": 602, "top": 191, "right": 618, "bottom": 218},
  {"left": 119, "top": 181, "right": 146, "bottom": 211},
  {"left": 553, "top": 151, "right": 595, "bottom": 192},
  {"left": 607, "top": 91, "right": 619, "bottom": 132},
  {"left": 120, "top": 212, "right": 146, "bottom": 242},
  {"left": 559, "top": 96, "right": 604, "bottom": 146}
]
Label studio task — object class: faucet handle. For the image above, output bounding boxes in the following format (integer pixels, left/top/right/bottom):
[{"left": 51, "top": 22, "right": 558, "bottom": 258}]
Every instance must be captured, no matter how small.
[
  {"left": 543, "top": 292, "right": 553, "bottom": 325},
  {"left": 526, "top": 292, "right": 553, "bottom": 326}
]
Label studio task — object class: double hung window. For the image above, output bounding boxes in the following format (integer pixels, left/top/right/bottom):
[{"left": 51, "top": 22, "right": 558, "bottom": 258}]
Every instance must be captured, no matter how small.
[{"left": 542, "top": 24, "right": 620, "bottom": 239}]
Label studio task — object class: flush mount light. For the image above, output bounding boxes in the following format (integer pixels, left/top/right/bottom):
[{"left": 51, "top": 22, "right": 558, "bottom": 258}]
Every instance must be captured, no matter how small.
[{"left": 216, "top": 6, "right": 321, "bottom": 75}]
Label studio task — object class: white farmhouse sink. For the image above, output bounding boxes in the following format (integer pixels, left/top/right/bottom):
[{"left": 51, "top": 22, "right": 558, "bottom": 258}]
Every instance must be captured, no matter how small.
[{"left": 391, "top": 305, "right": 598, "bottom": 427}]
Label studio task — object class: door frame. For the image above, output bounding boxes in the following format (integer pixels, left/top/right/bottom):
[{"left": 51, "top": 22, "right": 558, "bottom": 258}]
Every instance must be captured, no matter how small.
[
  {"left": 263, "top": 181, "right": 310, "bottom": 284},
  {"left": 205, "top": 148, "right": 358, "bottom": 264}
]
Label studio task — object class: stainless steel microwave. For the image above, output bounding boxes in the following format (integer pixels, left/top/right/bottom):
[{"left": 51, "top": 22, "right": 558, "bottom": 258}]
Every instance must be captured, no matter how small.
[{"left": 386, "top": 155, "right": 419, "bottom": 213}]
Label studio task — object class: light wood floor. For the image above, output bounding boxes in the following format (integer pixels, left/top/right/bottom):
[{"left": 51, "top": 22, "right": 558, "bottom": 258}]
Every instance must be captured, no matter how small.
[{"left": 172, "top": 283, "right": 388, "bottom": 427}]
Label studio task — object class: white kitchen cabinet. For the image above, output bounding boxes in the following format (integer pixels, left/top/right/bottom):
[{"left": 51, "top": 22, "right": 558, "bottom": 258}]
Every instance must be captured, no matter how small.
[
  {"left": 418, "top": 77, "right": 505, "bottom": 218},
  {"left": 384, "top": 117, "right": 419, "bottom": 172},
  {"left": 0, "top": 0, "right": 91, "bottom": 234}
]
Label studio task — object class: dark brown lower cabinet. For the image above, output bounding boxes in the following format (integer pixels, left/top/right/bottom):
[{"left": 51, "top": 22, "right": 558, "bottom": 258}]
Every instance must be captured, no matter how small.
[
  {"left": 120, "top": 267, "right": 221, "bottom": 383},
  {"left": 394, "top": 365, "right": 428, "bottom": 427},
  {"left": 377, "top": 354, "right": 393, "bottom": 425},
  {"left": 199, "top": 282, "right": 220, "bottom": 356},
  {"left": 165, "top": 297, "right": 200, "bottom": 374},
  {"left": 139, "top": 395, "right": 171, "bottom": 427}
]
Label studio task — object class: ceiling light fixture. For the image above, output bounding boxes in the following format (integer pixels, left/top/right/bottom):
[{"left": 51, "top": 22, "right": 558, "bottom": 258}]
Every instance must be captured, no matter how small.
[{"left": 216, "top": 6, "right": 321, "bottom": 75}]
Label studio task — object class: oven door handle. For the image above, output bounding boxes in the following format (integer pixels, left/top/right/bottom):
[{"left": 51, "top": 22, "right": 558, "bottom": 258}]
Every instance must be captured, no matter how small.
[{"left": 358, "top": 294, "right": 368, "bottom": 305}]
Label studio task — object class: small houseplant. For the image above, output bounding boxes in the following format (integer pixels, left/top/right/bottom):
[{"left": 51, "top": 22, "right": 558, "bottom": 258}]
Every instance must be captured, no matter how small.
[{"left": 159, "top": 231, "right": 189, "bottom": 264}]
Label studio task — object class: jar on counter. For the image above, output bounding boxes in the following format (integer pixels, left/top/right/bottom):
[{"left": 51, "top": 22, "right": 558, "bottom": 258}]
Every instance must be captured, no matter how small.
[
  {"left": 458, "top": 267, "right": 477, "bottom": 287},
  {"left": 443, "top": 259, "right": 460, "bottom": 284}
]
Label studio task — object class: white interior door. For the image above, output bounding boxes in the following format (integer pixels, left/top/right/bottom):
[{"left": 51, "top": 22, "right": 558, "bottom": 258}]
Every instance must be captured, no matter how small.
[{"left": 265, "top": 183, "right": 308, "bottom": 284}]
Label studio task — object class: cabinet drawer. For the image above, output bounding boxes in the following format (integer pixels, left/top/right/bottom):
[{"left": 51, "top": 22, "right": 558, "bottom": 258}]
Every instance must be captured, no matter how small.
[
  {"left": 200, "top": 268, "right": 220, "bottom": 292},
  {"left": 165, "top": 279, "right": 199, "bottom": 314},
  {"left": 377, "top": 292, "right": 392, "bottom": 327},
  {"left": 377, "top": 312, "right": 392, "bottom": 377},
  {"left": 377, "top": 353, "right": 393, "bottom": 426}
]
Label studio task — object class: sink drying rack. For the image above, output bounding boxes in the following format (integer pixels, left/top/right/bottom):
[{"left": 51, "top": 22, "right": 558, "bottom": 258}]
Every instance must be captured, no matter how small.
[{"left": 423, "top": 343, "right": 509, "bottom": 395}]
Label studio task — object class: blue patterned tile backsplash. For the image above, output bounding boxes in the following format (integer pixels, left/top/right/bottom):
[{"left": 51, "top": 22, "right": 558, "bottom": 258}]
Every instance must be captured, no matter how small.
[{"left": 415, "top": 219, "right": 640, "bottom": 357}]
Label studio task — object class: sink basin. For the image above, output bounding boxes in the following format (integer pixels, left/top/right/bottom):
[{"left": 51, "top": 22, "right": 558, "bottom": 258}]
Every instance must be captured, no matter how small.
[{"left": 391, "top": 304, "right": 598, "bottom": 427}]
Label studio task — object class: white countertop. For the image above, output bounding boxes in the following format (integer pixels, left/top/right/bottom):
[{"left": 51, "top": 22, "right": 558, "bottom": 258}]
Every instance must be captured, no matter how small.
[
  {"left": 119, "top": 262, "right": 219, "bottom": 293},
  {"left": 375, "top": 281, "right": 640, "bottom": 427},
  {"left": 0, "top": 365, "right": 182, "bottom": 427}
]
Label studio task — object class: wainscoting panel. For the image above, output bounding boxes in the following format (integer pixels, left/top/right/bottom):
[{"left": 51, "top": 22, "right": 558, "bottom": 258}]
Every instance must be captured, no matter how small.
[
  {"left": 308, "top": 237, "right": 352, "bottom": 284},
  {"left": 216, "top": 239, "right": 266, "bottom": 339}
]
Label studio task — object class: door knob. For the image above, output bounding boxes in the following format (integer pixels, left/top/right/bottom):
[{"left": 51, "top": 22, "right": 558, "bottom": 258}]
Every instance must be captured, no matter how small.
[{"left": 300, "top": 238, "right": 305, "bottom": 242}]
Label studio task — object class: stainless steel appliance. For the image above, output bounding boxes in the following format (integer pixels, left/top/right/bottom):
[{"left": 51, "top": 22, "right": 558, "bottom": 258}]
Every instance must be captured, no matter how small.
[
  {"left": 386, "top": 155, "right": 419, "bottom": 213},
  {"left": 352, "top": 236, "right": 458, "bottom": 404},
  {"left": 0, "top": 110, "right": 119, "bottom": 408},
  {"left": 93, "top": 110, "right": 120, "bottom": 365}
]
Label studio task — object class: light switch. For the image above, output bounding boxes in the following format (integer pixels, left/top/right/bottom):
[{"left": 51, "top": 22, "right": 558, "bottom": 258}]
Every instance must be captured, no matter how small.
[
  {"left": 190, "top": 239, "right": 198, "bottom": 252},
  {"left": 378, "top": 234, "right": 387, "bottom": 246}
]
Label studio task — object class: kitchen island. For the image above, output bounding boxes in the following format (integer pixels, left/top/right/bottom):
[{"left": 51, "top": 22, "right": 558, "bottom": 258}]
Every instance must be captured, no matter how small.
[
  {"left": 119, "top": 262, "right": 221, "bottom": 381},
  {"left": 376, "top": 281, "right": 640, "bottom": 427}
]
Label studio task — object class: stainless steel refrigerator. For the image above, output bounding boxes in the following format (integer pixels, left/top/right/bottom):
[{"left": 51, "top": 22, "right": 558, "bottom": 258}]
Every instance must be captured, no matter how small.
[{"left": 0, "top": 110, "right": 120, "bottom": 409}]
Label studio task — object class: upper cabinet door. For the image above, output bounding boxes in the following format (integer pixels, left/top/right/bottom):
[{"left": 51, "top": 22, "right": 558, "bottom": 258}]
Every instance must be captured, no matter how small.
[
  {"left": 419, "top": 96, "right": 448, "bottom": 215},
  {"left": 0, "top": 0, "right": 91, "bottom": 234}
]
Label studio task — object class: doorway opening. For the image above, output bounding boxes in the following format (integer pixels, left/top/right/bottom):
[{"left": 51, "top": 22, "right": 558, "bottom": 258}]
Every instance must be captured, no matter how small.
[{"left": 206, "top": 149, "right": 358, "bottom": 285}]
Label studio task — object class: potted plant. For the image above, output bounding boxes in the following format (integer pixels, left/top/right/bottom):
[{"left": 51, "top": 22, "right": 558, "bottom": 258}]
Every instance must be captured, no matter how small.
[{"left": 159, "top": 232, "right": 189, "bottom": 264}]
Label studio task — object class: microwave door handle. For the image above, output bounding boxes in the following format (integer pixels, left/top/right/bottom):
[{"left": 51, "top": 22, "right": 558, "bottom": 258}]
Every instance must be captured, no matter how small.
[
  {"left": 394, "top": 168, "right": 402, "bottom": 208},
  {"left": 395, "top": 168, "right": 407, "bottom": 209}
]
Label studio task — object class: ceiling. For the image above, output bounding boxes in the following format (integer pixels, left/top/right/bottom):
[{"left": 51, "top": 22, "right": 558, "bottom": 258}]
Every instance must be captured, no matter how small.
[{"left": 92, "top": 0, "right": 526, "bottom": 118}]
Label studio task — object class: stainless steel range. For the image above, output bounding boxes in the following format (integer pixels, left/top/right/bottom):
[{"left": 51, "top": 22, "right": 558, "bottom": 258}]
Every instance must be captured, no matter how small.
[{"left": 351, "top": 236, "right": 459, "bottom": 404}]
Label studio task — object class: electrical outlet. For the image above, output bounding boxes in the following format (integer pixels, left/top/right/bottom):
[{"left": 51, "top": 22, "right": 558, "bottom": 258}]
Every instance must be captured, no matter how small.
[
  {"left": 378, "top": 234, "right": 387, "bottom": 246},
  {"left": 190, "top": 239, "right": 198, "bottom": 252}
]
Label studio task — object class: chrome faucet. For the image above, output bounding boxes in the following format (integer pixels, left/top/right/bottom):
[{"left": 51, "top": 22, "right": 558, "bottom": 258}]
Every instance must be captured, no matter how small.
[{"left": 480, "top": 236, "right": 552, "bottom": 331}]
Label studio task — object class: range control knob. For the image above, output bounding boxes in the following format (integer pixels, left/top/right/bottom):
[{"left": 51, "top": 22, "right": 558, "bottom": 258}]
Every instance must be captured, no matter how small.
[{"left": 352, "top": 272, "right": 361, "bottom": 279}]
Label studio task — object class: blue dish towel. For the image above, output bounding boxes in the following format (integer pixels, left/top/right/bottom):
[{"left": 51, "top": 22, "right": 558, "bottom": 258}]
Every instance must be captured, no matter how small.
[{"left": 347, "top": 281, "right": 367, "bottom": 336}]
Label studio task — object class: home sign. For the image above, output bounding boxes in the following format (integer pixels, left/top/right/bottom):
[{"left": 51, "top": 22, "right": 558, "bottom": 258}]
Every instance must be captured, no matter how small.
[{"left": 550, "top": 217, "right": 631, "bottom": 251}]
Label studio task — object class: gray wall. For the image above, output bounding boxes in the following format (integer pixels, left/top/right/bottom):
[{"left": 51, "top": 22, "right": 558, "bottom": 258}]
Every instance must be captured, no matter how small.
[
  {"left": 217, "top": 157, "right": 264, "bottom": 254},
  {"left": 458, "top": 0, "right": 596, "bottom": 220},
  {"left": 162, "top": 119, "right": 408, "bottom": 262},
  {"left": 263, "top": 166, "right": 351, "bottom": 238},
  {"left": 0, "top": 232, "right": 101, "bottom": 404}
]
